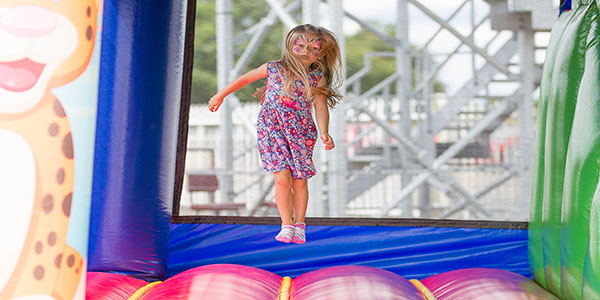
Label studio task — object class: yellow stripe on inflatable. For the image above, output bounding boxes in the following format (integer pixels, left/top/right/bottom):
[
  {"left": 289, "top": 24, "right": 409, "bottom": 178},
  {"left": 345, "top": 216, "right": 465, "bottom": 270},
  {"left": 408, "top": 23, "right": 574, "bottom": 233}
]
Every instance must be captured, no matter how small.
[
  {"left": 278, "top": 276, "right": 292, "bottom": 300},
  {"left": 127, "top": 281, "right": 162, "bottom": 300},
  {"left": 409, "top": 279, "right": 437, "bottom": 300}
]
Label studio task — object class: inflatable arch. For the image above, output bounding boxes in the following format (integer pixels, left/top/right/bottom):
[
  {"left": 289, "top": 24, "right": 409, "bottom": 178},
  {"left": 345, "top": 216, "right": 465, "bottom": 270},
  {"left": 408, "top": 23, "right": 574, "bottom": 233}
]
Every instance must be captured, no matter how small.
[{"left": 2, "top": 0, "right": 600, "bottom": 299}]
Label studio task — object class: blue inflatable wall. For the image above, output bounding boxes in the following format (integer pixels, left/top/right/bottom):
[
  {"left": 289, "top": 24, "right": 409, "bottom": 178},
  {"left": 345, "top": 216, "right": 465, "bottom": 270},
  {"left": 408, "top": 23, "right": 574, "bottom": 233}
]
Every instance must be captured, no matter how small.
[{"left": 88, "top": 0, "right": 186, "bottom": 281}]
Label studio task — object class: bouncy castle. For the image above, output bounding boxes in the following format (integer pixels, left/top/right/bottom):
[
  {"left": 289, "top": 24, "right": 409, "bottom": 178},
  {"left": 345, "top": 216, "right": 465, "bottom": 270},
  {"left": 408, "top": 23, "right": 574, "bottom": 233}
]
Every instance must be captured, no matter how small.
[{"left": 2, "top": 0, "right": 600, "bottom": 299}]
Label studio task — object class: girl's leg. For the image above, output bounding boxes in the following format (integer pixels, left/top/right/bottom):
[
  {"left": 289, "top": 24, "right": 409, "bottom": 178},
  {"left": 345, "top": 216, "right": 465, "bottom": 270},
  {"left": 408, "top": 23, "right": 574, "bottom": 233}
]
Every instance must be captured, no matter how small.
[
  {"left": 291, "top": 178, "right": 308, "bottom": 244},
  {"left": 291, "top": 179, "right": 308, "bottom": 223},
  {"left": 274, "top": 170, "right": 294, "bottom": 225}
]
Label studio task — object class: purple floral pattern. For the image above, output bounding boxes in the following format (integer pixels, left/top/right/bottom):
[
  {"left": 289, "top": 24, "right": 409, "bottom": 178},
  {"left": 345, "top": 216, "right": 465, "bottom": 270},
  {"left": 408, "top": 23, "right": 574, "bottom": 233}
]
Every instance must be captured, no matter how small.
[{"left": 257, "top": 61, "right": 323, "bottom": 179}]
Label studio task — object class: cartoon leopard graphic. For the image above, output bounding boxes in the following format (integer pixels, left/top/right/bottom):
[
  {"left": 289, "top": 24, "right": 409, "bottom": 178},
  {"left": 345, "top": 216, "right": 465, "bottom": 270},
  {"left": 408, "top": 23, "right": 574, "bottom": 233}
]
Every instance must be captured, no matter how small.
[{"left": 0, "top": 1, "right": 99, "bottom": 299}]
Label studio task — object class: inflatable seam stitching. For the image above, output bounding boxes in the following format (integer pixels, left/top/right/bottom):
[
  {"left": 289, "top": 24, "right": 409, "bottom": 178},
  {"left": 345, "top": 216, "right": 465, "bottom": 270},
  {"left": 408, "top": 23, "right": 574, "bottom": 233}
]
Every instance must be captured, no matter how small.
[{"left": 409, "top": 279, "right": 437, "bottom": 300}]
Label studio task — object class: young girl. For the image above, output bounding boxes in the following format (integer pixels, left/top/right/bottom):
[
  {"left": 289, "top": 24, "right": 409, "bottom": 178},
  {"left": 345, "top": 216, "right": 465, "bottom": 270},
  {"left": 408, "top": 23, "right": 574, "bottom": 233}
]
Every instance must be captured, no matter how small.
[{"left": 208, "top": 24, "right": 343, "bottom": 244}]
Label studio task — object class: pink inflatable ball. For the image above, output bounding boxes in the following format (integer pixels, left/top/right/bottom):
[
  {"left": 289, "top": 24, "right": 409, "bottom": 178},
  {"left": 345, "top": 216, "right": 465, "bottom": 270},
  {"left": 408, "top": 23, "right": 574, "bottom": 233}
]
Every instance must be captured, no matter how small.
[
  {"left": 421, "top": 268, "right": 560, "bottom": 300},
  {"left": 139, "top": 264, "right": 282, "bottom": 300},
  {"left": 86, "top": 272, "right": 148, "bottom": 300},
  {"left": 291, "top": 265, "right": 427, "bottom": 300}
]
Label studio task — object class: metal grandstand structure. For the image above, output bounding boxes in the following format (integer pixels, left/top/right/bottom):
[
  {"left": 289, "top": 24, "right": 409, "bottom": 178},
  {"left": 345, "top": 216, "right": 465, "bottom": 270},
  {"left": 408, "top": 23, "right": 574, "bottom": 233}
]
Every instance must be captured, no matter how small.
[{"left": 183, "top": 0, "right": 556, "bottom": 221}]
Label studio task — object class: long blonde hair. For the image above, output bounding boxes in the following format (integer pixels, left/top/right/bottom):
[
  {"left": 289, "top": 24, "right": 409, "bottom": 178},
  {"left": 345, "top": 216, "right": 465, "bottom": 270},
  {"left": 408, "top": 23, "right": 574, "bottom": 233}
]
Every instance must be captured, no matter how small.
[{"left": 255, "top": 24, "right": 344, "bottom": 108}]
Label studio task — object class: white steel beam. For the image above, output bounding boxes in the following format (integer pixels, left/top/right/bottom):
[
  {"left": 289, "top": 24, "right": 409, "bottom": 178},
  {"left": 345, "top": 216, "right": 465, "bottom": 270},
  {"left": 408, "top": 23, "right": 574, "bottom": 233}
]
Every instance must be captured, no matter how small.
[
  {"left": 346, "top": 52, "right": 395, "bottom": 86},
  {"left": 423, "top": 0, "right": 469, "bottom": 49},
  {"left": 216, "top": 0, "right": 235, "bottom": 203},
  {"left": 517, "top": 28, "right": 535, "bottom": 219},
  {"left": 431, "top": 37, "right": 517, "bottom": 134},
  {"left": 344, "top": 11, "right": 400, "bottom": 47},
  {"left": 438, "top": 169, "right": 517, "bottom": 218},
  {"left": 231, "top": 1, "right": 300, "bottom": 78},
  {"left": 426, "top": 175, "right": 490, "bottom": 218},
  {"left": 411, "top": 13, "right": 488, "bottom": 99},
  {"left": 396, "top": 0, "right": 413, "bottom": 217},
  {"left": 346, "top": 94, "right": 487, "bottom": 218},
  {"left": 327, "top": 0, "right": 347, "bottom": 217},
  {"left": 247, "top": 178, "right": 275, "bottom": 216},
  {"left": 377, "top": 90, "right": 520, "bottom": 216},
  {"left": 407, "top": 0, "right": 511, "bottom": 75},
  {"left": 302, "top": 0, "right": 320, "bottom": 24},
  {"left": 304, "top": 0, "right": 326, "bottom": 217},
  {"left": 264, "top": 0, "right": 298, "bottom": 29}
]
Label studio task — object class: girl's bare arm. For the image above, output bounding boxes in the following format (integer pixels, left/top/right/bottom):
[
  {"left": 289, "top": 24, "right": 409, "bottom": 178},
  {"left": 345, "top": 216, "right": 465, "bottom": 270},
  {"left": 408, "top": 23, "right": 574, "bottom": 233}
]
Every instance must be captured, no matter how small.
[
  {"left": 208, "top": 63, "right": 268, "bottom": 112},
  {"left": 313, "top": 78, "right": 335, "bottom": 150}
]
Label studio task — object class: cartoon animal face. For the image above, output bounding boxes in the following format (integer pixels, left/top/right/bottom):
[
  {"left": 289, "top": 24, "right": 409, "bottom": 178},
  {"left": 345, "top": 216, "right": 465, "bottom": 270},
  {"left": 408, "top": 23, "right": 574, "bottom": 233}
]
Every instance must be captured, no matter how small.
[
  {"left": 0, "top": 0, "right": 99, "bottom": 299},
  {"left": 0, "top": 0, "right": 98, "bottom": 113}
]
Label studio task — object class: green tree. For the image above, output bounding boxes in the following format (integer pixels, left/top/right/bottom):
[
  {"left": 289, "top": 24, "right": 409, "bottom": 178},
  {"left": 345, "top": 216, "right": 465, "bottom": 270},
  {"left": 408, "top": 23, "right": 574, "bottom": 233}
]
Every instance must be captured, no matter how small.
[
  {"left": 191, "top": 0, "right": 217, "bottom": 104},
  {"left": 345, "top": 23, "right": 445, "bottom": 95},
  {"left": 191, "top": 1, "right": 284, "bottom": 104},
  {"left": 345, "top": 26, "right": 396, "bottom": 94}
]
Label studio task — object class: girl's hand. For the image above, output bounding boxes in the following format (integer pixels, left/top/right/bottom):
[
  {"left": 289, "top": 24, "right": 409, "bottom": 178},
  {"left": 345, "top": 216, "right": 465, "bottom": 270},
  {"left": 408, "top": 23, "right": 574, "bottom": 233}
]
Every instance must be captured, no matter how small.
[
  {"left": 208, "top": 95, "right": 224, "bottom": 112},
  {"left": 320, "top": 133, "right": 335, "bottom": 150}
]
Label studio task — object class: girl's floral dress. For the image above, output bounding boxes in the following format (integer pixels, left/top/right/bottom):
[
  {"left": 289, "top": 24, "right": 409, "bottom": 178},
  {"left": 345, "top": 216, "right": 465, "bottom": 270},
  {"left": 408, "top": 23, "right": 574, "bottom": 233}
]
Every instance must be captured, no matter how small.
[{"left": 257, "top": 61, "right": 323, "bottom": 179}]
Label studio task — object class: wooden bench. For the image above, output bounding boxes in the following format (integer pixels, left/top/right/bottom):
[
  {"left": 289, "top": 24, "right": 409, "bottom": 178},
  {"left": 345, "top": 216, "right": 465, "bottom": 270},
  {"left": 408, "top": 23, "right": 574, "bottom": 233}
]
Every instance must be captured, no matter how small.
[
  {"left": 190, "top": 202, "right": 245, "bottom": 212},
  {"left": 190, "top": 202, "right": 277, "bottom": 215},
  {"left": 188, "top": 174, "right": 219, "bottom": 203},
  {"left": 188, "top": 174, "right": 244, "bottom": 215},
  {"left": 187, "top": 174, "right": 278, "bottom": 215}
]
